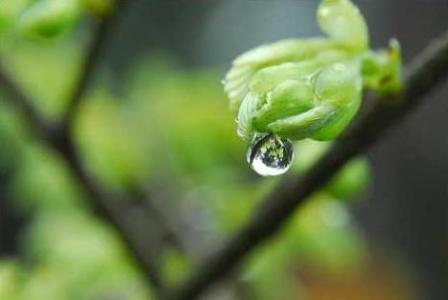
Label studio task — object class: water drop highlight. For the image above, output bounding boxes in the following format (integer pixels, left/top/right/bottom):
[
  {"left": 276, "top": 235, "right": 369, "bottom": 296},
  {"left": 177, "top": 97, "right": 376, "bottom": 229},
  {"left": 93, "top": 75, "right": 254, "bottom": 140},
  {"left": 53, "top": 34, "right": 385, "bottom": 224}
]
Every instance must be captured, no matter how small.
[{"left": 247, "top": 134, "right": 294, "bottom": 176}]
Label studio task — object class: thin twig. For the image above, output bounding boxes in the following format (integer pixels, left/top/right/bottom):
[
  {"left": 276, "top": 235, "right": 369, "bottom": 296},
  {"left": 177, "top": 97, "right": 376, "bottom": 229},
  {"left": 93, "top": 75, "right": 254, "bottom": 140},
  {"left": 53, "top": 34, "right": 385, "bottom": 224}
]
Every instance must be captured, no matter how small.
[
  {"left": 142, "top": 193, "right": 196, "bottom": 255},
  {"left": 0, "top": 66, "right": 164, "bottom": 292},
  {"left": 0, "top": 64, "right": 55, "bottom": 142},
  {"left": 162, "top": 29, "right": 448, "bottom": 300},
  {"left": 137, "top": 187, "right": 207, "bottom": 258},
  {"left": 55, "top": 0, "right": 169, "bottom": 290},
  {"left": 53, "top": 0, "right": 167, "bottom": 291},
  {"left": 58, "top": 0, "right": 127, "bottom": 135},
  {"left": 0, "top": 1, "right": 166, "bottom": 292},
  {"left": 54, "top": 135, "right": 165, "bottom": 289}
]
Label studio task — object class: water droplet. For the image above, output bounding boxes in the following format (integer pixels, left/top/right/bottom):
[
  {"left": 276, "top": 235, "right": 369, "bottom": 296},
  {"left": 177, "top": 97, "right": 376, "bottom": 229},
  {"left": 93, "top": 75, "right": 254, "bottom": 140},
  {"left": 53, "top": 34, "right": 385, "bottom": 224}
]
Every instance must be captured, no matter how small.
[{"left": 247, "top": 134, "right": 294, "bottom": 176}]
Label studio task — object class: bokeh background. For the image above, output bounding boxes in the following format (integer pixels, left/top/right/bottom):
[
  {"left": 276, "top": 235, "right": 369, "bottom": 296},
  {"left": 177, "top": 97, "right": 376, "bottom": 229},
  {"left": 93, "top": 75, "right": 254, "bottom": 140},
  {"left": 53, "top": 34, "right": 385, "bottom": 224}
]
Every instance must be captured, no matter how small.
[{"left": 0, "top": 1, "right": 448, "bottom": 300}]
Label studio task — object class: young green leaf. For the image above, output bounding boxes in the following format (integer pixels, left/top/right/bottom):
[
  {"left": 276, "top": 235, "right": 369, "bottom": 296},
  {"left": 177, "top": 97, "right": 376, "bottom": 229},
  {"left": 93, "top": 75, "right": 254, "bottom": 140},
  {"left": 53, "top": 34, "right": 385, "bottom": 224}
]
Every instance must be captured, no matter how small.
[
  {"left": 224, "top": 0, "right": 402, "bottom": 145},
  {"left": 317, "top": 0, "right": 369, "bottom": 51}
]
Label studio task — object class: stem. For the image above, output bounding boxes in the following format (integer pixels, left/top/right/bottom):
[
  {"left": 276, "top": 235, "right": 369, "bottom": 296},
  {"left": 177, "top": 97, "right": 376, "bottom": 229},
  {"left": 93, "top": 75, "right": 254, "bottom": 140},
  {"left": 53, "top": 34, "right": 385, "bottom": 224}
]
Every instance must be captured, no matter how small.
[{"left": 162, "top": 29, "right": 448, "bottom": 300}]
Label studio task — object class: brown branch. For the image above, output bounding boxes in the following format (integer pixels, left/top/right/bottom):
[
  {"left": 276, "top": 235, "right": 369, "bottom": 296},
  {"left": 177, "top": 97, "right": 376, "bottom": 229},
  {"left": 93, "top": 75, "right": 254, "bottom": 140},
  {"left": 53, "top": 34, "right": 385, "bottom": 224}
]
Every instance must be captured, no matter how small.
[
  {"left": 0, "top": 63, "right": 55, "bottom": 142},
  {"left": 58, "top": 0, "right": 127, "bottom": 136},
  {"left": 0, "top": 1, "right": 167, "bottom": 293},
  {"left": 137, "top": 187, "right": 209, "bottom": 258},
  {"left": 140, "top": 191, "right": 197, "bottom": 255},
  {"left": 0, "top": 68, "right": 164, "bottom": 292},
  {"left": 51, "top": 1, "right": 169, "bottom": 291},
  {"left": 162, "top": 29, "right": 448, "bottom": 300},
  {"left": 54, "top": 134, "right": 165, "bottom": 289}
]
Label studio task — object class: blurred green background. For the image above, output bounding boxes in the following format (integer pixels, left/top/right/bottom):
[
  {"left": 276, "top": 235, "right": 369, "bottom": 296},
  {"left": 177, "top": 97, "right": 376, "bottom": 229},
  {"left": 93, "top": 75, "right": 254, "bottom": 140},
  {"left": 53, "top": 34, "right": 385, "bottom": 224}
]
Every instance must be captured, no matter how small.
[{"left": 0, "top": 1, "right": 447, "bottom": 300}]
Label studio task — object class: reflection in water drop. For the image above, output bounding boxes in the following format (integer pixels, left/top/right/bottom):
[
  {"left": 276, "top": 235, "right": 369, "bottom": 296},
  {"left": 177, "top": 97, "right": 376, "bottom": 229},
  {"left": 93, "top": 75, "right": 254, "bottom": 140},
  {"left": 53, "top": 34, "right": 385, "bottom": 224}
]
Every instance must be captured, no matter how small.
[{"left": 247, "top": 134, "right": 294, "bottom": 176}]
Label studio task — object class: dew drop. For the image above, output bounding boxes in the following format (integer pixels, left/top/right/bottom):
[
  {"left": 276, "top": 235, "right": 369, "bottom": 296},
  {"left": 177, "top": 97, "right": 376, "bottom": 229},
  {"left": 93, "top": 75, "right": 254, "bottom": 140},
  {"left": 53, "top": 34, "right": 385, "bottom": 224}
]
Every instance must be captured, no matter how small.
[{"left": 247, "top": 134, "right": 294, "bottom": 176}]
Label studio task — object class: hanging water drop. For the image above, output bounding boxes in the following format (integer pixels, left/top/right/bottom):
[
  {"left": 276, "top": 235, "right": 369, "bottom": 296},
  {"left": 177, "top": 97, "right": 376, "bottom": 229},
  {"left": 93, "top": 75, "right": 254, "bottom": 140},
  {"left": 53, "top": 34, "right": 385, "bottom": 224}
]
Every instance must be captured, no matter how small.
[{"left": 247, "top": 134, "right": 294, "bottom": 176}]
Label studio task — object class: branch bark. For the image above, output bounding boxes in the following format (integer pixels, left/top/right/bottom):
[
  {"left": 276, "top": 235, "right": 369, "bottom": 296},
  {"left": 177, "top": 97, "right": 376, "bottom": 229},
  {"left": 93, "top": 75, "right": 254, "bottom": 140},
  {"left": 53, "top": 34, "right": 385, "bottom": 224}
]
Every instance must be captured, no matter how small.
[{"left": 162, "top": 29, "right": 448, "bottom": 300}]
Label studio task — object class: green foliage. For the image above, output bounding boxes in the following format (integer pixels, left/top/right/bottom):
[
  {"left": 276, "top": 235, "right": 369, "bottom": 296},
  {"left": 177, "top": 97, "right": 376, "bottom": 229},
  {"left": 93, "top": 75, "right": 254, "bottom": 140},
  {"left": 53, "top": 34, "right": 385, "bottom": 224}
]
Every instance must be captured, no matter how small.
[
  {"left": 1, "top": 37, "right": 82, "bottom": 118},
  {"left": 17, "top": 0, "right": 82, "bottom": 39},
  {"left": 162, "top": 249, "right": 191, "bottom": 285},
  {"left": 0, "top": 214, "right": 152, "bottom": 300},
  {"left": 75, "top": 89, "right": 155, "bottom": 190},
  {"left": 21, "top": 212, "right": 152, "bottom": 300},
  {"left": 0, "top": 0, "right": 116, "bottom": 40},
  {"left": 0, "top": 260, "right": 21, "bottom": 300},
  {"left": 243, "top": 194, "right": 366, "bottom": 299},
  {"left": 0, "top": 0, "right": 30, "bottom": 37},
  {"left": 0, "top": 37, "right": 256, "bottom": 297},
  {"left": 224, "top": 0, "right": 402, "bottom": 142},
  {"left": 125, "top": 57, "right": 246, "bottom": 183},
  {"left": 11, "top": 144, "right": 85, "bottom": 212},
  {"left": 288, "top": 195, "right": 366, "bottom": 272},
  {"left": 243, "top": 240, "right": 302, "bottom": 300},
  {"left": 0, "top": 3, "right": 376, "bottom": 297},
  {"left": 0, "top": 103, "right": 26, "bottom": 176},
  {"left": 326, "top": 157, "right": 370, "bottom": 200}
]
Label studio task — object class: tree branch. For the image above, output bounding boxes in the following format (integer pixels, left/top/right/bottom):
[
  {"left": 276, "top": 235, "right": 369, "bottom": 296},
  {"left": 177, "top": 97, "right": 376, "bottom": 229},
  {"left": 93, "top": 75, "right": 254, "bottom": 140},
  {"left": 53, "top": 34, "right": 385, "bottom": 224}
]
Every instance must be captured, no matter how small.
[
  {"left": 139, "top": 190, "right": 197, "bottom": 256},
  {"left": 0, "top": 1, "right": 167, "bottom": 293},
  {"left": 58, "top": 0, "right": 127, "bottom": 135},
  {"left": 0, "top": 63, "right": 55, "bottom": 142},
  {"left": 0, "top": 67, "right": 164, "bottom": 292},
  {"left": 162, "top": 29, "right": 448, "bottom": 300},
  {"left": 54, "top": 134, "right": 165, "bottom": 289}
]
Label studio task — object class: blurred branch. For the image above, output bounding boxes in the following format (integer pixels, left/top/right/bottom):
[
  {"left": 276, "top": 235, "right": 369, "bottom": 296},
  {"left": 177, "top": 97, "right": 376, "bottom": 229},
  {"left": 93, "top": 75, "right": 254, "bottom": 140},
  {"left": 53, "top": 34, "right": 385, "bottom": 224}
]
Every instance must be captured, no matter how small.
[
  {"left": 53, "top": 136, "right": 165, "bottom": 289},
  {"left": 0, "top": 64, "right": 55, "bottom": 142},
  {"left": 0, "top": 177, "right": 25, "bottom": 257},
  {"left": 142, "top": 193, "right": 196, "bottom": 255},
  {"left": 162, "top": 29, "right": 448, "bottom": 300},
  {"left": 59, "top": 0, "right": 127, "bottom": 135},
  {"left": 137, "top": 187, "right": 208, "bottom": 258},
  {"left": 0, "top": 0, "right": 168, "bottom": 293},
  {"left": 0, "top": 62, "right": 164, "bottom": 293}
]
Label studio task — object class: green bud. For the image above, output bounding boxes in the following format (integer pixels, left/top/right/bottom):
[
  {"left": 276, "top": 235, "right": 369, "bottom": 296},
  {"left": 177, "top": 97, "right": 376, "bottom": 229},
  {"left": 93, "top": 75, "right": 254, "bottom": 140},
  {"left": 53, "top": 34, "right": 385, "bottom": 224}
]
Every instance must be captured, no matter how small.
[
  {"left": 224, "top": 38, "right": 341, "bottom": 111},
  {"left": 317, "top": 0, "right": 368, "bottom": 51},
  {"left": 361, "top": 39, "right": 402, "bottom": 95},
  {"left": 224, "top": 0, "right": 402, "bottom": 143}
]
